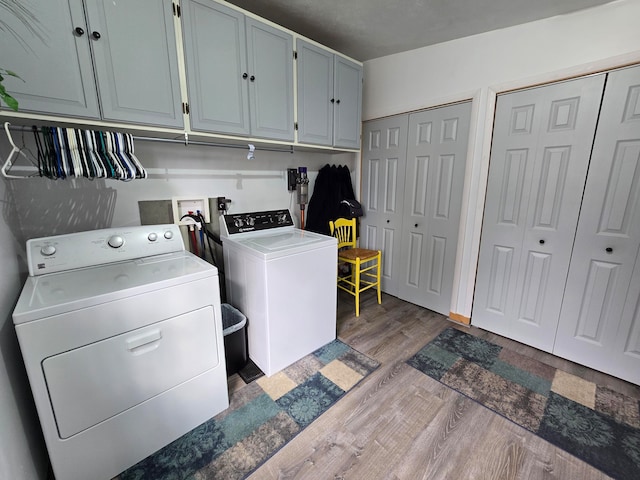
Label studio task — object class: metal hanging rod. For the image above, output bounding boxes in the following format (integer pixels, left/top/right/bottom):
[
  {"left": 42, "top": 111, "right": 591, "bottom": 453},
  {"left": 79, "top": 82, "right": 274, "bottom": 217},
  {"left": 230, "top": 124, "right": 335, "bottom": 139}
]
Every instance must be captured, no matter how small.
[
  {"left": 133, "top": 134, "right": 295, "bottom": 154},
  {"left": 2, "top": 123, "right": 294, "bottom": 179}
]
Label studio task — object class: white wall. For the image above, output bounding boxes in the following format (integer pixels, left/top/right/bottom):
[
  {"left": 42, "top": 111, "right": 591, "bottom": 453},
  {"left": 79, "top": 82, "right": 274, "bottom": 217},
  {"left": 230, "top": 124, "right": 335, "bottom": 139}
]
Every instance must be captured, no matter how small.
[
  {"left": 0, "top": 177, "right": 48, "bottom": 480},
  {"left": 363, "top": 0, "right": 640, "bottom": 319}
]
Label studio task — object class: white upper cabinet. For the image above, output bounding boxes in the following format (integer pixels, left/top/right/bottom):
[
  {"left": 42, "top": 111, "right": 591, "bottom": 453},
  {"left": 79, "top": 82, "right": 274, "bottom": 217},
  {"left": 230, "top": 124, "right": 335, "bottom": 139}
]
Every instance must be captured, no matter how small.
[
  {"left": 1, "top": 0, "right": 100, "bottom": 119},
  {"left": 2, "top": 0, "right": 361, "bottom": 150},
  {"left": 84, "top": 0, "right": 184, "bottom": 127},
  {"left": 1, "top": 0, "right": 183, "bottom": 128},
  {"left": 182, "top": 0, "right": 294, "bottom": 141},
  {"left": 297, "top": 39, "right": 363, "bottom": 149}
]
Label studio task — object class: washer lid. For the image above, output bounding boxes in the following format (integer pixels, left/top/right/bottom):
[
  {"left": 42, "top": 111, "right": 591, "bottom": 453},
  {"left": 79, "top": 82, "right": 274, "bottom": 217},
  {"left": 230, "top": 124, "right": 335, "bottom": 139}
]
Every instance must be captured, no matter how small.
[
  {"left": 13, "top": 251, "right": 217, "bottom": 324},
  {"left": 227, "top": 228, "right": 336, "bottom": 259}
]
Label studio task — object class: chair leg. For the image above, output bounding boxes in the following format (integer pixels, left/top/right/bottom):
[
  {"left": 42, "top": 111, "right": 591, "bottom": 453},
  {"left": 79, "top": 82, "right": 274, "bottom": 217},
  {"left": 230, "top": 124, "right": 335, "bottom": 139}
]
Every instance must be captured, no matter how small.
[
  {"left": 376, "top": 251, "right": 382, "bottom": 305},
  {"left": 354, "top": 257, "right": 361, "bottom": 317}
]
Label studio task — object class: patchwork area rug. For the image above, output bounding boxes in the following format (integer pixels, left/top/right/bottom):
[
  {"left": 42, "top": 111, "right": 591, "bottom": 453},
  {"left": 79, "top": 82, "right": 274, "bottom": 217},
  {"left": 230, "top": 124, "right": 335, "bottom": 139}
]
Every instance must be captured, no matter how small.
[
  {"left": 407, "top": 327, "right": 640, "bottom": 480},
  {"left": 116, "top": 339, "right": 379, "bottom": 480}
]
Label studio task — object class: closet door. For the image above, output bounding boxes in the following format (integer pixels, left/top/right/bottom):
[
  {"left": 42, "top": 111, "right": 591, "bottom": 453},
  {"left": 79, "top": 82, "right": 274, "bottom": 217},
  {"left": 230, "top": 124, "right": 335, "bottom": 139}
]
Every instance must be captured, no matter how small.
[
  {"left": 553, "top": 65, "right": 640, "bottom": 384},
  {"left": 472, "top": 75, "right": 605, "bottom": 351},
  {"left": 397, "top": 102, "right": 471, "bottom": 315},
  {"left": 361, "top": 115, "right": 409, "bottom": 296}
]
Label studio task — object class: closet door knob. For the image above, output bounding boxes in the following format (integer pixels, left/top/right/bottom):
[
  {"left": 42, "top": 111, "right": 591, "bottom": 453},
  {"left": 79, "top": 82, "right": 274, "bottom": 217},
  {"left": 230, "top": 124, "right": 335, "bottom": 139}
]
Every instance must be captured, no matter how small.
[
  {"left": 386, "top": 219, "right": 390, "bottom": 223},
  {"left": 250, "top": 75, "right": 255, "bottom": 82},
  {"left": 414, "top": 223, "right": 418, "bottom": 228},
  {"left": 539, "top": 239, "right": 545, "bottom": 245},
  {"left": 606, "top": 247, "right": 613, "bottom": 253},
  {"left": 92, "top": 31, "right": 101, "bottom": 40},
  {"left": 75, "top": 27, "right": 85, "bottom": 36},
  {"left": 242, "top": 73, "right": 248, "bottom": 79}
]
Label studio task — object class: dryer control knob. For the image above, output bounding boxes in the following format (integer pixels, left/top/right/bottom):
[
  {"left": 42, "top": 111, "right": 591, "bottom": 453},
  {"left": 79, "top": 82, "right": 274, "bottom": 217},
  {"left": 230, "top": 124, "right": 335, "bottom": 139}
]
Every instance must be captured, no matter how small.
[
  {"left": 40, "top": 245, "right": 56, "bottom": 256},
  {"left": 108, "top": 235, "right": 125, "bottom": 248},
  {"left": 164, "top": 230, "right": 173, "bottom": 239},
  {"left": 148, "top": 233, "right": 158, "bottom": 242}
]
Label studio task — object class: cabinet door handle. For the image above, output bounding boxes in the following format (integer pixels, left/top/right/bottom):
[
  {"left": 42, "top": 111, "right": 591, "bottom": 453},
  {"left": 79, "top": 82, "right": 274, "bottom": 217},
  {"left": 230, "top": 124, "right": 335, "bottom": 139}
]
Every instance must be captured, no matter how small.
[
  {"left": 250, "top": 75, "right": 255, "bottom": 82},
  {"left": 336, "top": 99, "right": 341, "bottom": 104},
  {"left": 386, "top": 219, "right": 390, "bottom": 223},
  {"left": 414, "top": 223, "right": 418, "bottom": 228},
  {"left": 330, "top": 98, "right": 335, "bottom": 103},
  {"left": 74, "top": 27, "right": 85, "bottom": 36},
  {"left": 242, "top": 73, "right": 248, "bottom": 79},
  {"left": 539, "top": 239, "right": 545, "bottom": 245},
  {"left": 92, "top": 31, "right": 101, "bottom": 40},
  {"left": 606, "top": 247, "right": 613, "bottom": 253}
]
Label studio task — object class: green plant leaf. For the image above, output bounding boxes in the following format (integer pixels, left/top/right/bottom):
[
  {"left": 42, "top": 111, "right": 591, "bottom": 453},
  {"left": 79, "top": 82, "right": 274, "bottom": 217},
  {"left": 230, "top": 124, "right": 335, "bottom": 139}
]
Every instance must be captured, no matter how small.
[
  {"left": 0, "top": 81, "right": 19, "bottom": 111},
  {"left": 0, "top": 92, "right": 19, "bottom": 111}
]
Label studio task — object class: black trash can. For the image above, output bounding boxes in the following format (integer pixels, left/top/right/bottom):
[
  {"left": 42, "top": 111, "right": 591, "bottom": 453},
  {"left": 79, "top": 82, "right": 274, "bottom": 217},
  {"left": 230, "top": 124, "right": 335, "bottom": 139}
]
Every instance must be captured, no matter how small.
[{"left": 221, "top": 303, "right": 248, "bottom": 376}]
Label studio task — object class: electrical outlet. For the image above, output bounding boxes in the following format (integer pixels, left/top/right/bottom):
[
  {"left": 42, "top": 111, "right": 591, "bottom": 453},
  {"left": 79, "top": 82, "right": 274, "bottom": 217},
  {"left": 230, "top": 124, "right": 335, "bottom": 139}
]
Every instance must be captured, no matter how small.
[{"left": 171, "top": 197, "right": 210, "bottom": 224}]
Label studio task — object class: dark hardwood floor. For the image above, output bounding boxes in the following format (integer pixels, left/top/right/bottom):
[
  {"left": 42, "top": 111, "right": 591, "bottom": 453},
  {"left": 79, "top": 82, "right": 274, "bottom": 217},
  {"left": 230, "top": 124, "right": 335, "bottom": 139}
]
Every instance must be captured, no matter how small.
[{"left": 244, "top": 291, "right": 639, "bottom": 479}]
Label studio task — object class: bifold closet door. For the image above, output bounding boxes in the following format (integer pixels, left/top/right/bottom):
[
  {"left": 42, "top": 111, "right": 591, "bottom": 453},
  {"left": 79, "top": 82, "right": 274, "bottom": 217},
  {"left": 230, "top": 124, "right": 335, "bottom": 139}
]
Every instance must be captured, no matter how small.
[
  {"left": 397, "top": 102, "right": 471, "bottom": 315},
  {"left": 473, "top": 74, "right": 605, "bottom": 351},
  {"left": 361, "top": 115, "right": 409, "bottom": 296},
  {"left": 553, "top": 65, "right": 640, "bottom": 385}
]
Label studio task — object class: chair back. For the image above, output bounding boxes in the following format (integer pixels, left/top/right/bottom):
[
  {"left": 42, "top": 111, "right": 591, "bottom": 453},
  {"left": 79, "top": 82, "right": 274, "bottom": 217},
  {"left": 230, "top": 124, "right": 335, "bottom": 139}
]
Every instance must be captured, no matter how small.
[{"left": 329, "top": 217, "right": 356, "bottom": 249}]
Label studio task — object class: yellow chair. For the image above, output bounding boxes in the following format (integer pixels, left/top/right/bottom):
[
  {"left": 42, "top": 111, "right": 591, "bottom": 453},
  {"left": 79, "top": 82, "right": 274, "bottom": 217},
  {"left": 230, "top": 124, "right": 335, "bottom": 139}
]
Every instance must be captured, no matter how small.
[{"left": 329, "top": 217, "right": 382, "bottom": 316}]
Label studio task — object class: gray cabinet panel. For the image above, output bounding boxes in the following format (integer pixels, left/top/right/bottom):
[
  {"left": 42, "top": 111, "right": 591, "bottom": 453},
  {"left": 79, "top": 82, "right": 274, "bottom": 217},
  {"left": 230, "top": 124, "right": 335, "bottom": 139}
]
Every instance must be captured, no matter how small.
[
  {"left": 246, "top": 18, "right": 294, "bottom": 141},
  {"left": 182, "top": 1, "right": 293, "bottom": 141},
  {"left": 333, "top": 56, "right": 363, "bottom": 149},
  {"left": 1, "top": 0, "right": 100, "bottom": 118},
  {"left": 84, "top": 0, "right": 183, "bottom": 127},
  {"left": 296, "top": 40, "right": 334, "bottom": 146},
  {"left": 182, "top": 0, "right": 249, "bottom": 135},
  {"left": 296, "top": 39, "right": 362, "bottom": 148}
]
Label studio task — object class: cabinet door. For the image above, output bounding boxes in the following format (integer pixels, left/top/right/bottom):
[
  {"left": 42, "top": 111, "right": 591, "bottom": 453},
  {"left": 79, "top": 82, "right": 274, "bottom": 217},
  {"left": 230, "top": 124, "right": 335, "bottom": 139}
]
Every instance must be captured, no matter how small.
[
  {"left": 333, "top": 56, "right": 363, "bottom": 149},
  {"left": 553, "top": 65, "right": 640, "bottom": 384},
  {"left": 84, "top": 0, "right": 183, "bottom": 127},
  {"left": 182, "top": 0, "right": 250, "bottom": 135},
  {"left": 246, "top": 18, "right": 294, "bottom": 141},
  {"left": 361, "top": 115, "right": 409, "bottom": 296},
  {"left": 397, "top": 102, "right": 471, "bottom": 315},
  {"left": 0, "top": 0, "right": 99, "bottom": 118},
  {"left": 296, "top": 39, "right": 334, "bottom": 146},
  {"left": 472, "top": 75, "right": 605, "bottom": 351}
]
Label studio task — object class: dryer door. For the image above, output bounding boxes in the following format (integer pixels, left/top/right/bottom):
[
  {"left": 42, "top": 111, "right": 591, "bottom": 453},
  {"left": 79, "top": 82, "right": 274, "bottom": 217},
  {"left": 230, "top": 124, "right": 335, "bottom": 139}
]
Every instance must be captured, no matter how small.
[{"left": 43, "top": 305, "right": 220, "bottom": 438}]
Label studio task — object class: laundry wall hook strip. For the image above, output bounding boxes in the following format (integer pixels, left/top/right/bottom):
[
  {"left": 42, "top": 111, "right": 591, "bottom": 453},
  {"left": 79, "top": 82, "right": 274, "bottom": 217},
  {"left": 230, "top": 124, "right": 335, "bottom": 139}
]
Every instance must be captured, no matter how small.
[{"left": 1, "top": 122, "right": 148, "bottom": 180}]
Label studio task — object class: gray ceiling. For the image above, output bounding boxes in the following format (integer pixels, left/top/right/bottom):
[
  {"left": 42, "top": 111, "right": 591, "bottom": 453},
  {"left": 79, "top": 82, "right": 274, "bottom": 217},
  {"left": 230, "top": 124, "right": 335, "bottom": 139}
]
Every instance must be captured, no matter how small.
[{"left": 225, "top": 0, "right": 616, "bottom": 61}]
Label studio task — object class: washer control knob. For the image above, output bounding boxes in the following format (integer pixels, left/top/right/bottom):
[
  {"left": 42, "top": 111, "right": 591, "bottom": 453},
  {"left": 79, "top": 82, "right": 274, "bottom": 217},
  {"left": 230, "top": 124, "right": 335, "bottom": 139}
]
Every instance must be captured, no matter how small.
[
  {"left": 246, "top": 216, "right": 255, "bottom": 226},
  {"left": 148, "top": 233, "right": 158, "bottom": 242},
  {"left": 40, "top": 245, "right": 56, "bottom": 256},
  {"left": 108, "top": 235, "right": 125, "bottom": 248},
  {"left": 164, "top": 230, "right": 173, "bottom": 240},
  {"left": 234, "top": 218, "right": 244, "bottom": 227}
]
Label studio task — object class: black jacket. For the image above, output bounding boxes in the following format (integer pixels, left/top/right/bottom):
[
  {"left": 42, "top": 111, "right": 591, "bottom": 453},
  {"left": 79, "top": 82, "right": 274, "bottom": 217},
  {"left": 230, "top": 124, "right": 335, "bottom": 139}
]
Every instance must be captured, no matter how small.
[{"left": 305, "top": 164, "right": 356, "bottom": 236}]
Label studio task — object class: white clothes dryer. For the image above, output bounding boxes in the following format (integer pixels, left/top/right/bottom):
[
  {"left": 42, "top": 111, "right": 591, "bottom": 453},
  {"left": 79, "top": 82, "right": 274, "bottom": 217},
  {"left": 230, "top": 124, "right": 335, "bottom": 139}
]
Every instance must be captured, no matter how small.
[
  {"left": 220, "top": 209, "right": 337, "bottom": 377},
  {"left": 13, "top": 224, "right": 229, "bottom": 480}
]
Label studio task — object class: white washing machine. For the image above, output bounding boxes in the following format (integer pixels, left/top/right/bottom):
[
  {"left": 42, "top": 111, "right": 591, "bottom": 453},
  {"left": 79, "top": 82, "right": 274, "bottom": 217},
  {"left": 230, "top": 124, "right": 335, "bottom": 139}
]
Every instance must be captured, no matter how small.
[
  {"left": 12, "top": 224, "right": 229, "bottom": 480},
  {"left": 220, "top": 209, "right": 337, "bottom": 377}
]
